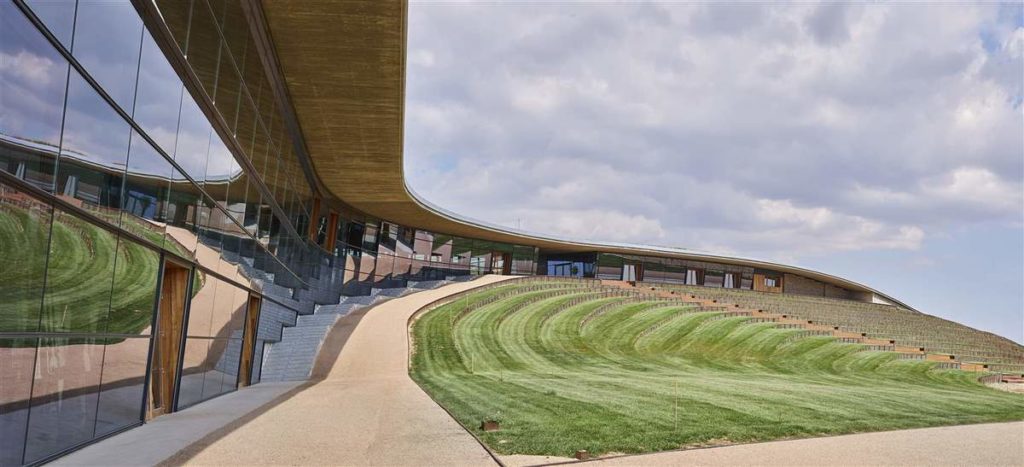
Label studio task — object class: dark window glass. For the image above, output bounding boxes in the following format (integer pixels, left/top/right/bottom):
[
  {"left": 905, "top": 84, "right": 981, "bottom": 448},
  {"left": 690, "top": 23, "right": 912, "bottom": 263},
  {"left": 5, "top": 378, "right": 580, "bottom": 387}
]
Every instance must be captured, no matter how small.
[
  {"left": 71, "top": 0, "right": 142, "bottom": 112},
  {"left": 25, "top": 0, "right": 77, "bottom": 49},
  {"left": 93, "top": 336, "right": 149, "bottom": 437},
  {"left": 134, "top": 30, "right": 183, "bottom": 155},
  {"left": 0, "top": 337, "right": 37, "bottom": 466},
  {"left": 23, "top": 337, "right": 104, "bottom": 464},
  {"left": 40, "top": 210, "right": 118, "bottom": 333},
  {"left": 362, "top": 222, "right": 379, "bottom": 252},
  {"left": 0, "top": 2, "right": 69, "bottom": 191},
  {"left": 705, "top": 269, "right": 725, "bottom": 288},
  {"left": 57, "top": 71, "right": 131, "bottom": 216},
  {"left": 0, "top": 180, "right": 53, "bottom": 333},
  {"left": 431, "top": 234, "right": 453, "bottom": 263}
]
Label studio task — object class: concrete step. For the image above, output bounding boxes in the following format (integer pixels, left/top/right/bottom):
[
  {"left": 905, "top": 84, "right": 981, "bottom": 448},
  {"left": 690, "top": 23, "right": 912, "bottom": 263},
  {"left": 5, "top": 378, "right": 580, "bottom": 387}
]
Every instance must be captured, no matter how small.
[
  {"left": 315, "top": 303, "right": 363, "bottom": 316},
  {"left": 259, "top": 319, "right": 338, "bottom": 382}
]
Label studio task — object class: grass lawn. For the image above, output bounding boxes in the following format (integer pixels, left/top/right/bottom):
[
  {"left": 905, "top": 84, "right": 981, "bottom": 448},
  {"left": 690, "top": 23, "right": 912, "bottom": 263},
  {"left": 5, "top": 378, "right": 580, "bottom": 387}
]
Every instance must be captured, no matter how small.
[{"left": 410, "top": 282, "right": 1024, "bottom": 458}]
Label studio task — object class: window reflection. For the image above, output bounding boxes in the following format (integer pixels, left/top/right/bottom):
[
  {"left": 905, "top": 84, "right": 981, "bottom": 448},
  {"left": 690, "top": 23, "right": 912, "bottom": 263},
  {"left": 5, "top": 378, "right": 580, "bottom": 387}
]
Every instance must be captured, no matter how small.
[
  {"left": 0, "top": 337, "right": 36, "bottom": 466},
  {"left": 24, "top": 337, "right": 104, "bottom": 464},
  {"left": 0, "top": 2, "right": 69, "bottom": 192},
  {"left": 57, "top": 71, "right": 131, "bottom": 217},
  {"left": 40, "top": 210, "right": 118, "bottom": 334},
  {"left": 107, "top": 238, "right": 159, "bottom": 335},
  {"left": 0, "top": 180, "right": 53, "bottom": 333},
  {"left": 173, "top": 94, "right": 212, "bottom": 184},
  {"left": 25, "top": 0, "right": 77, "bottom": 49},
  {"left": 123, "top": 131, "right": 173, "bottom": 240},
  {"left": 135, "top": 30, "right": 184, "bottom": 156},
  {"left": 71, "top": 0, "right": 142, "bottom": 112}
]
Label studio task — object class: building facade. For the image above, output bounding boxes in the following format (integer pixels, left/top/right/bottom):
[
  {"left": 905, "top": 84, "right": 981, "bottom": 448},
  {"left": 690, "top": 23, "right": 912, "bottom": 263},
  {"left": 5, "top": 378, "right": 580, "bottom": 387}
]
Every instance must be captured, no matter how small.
[{"left": 0, "top": 1, "right": 903, "bottom": 464}]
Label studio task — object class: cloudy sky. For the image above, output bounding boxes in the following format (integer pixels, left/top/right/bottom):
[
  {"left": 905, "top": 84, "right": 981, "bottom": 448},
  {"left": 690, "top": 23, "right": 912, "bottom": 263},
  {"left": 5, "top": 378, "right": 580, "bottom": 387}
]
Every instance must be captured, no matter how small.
[{"left": 404, "top": 2, "right": 1024, "bottom": 342}]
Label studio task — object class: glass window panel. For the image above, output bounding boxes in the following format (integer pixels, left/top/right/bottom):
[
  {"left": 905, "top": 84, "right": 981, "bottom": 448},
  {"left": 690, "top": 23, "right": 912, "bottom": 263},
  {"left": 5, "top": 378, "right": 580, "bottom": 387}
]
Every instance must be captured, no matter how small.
[
  {"left": 196, "top": 196, "right": 224, "bottom": 256},
  {"left": 0, "top": 2, "right": 70, "bottom": 191},
  {"left": 0, "top": 180, "right": 53, "bottom": 333},
  {"left": 173, "top": 94, "right": 212, "bottom": 182},
  {"left": 0, "top": 337, "right": 37, "bottom": 466},
  {"left": 186, "top": 0, "right": 221, "bottom": 100},
  {"left": 200, "top": 340, "right": 226, "bottom": 401},
  {"left": 94, "top": 336, "right": 149, "bottom": 437},
  {"left": 186, "top": 270, "right": 216, "bottom": 337},
  {"left": 71, "top": 0, "right": 142, "bottom": 112},
  {"left": 242, "top": 181, "right": 260, "bottom": 236},
  {"left": 705, "top": 269, "right": 725, "bottom": 288},
  {"left": 176, "top": 337, "right": 210, "bottom": 409},
  {"left": 235, "top": 97, "right": 257, "bottom": 158},
  {"left": 106, "top": 237, "right": 159, "bottom": 335},
  {"left": 164, "top": 168, "right": 200, "bottom": 256},
  {"left": 57, "top": 71, "right": 131, "bottom": 217},
  {"left": 25, "top": 0, "right": 76, "bottom": 49},
  {"left": 431, "top": 234, "right": 453, "bottom": 263},
  {"left": 359, "top": 250, "right": 376, "bottom": 282},
  {"left": 375, "top": 252, "right": 394, "bottom": 282},
  {"left": 24, "top": 337, "right": 104, "bottom": 464},
  {"left": 134, "top": 30, "right": 183, "bottom": 155},
  {"left": 224, "top": 159, "right": 247, "bottom": 226},
  {"left": 122, "top": 131, "right": 172, "bottom": 236},
  {"left": 209, "top": 277, "right": 246, "bottom": 339},
  {"left": 214, "top": 43, "right": 242, "bottom": 133},
  {"left": 40, "top": 210, "right": 118, "bottom": 334},
  {"left": 220, "top": 0, "right": 248, "bottom": 63},
  {"left": 218, "top": 337, "right": 243, "bottom": 393},
  {"left": 204, "top": 135, "right": 234, "bottom": 190},
  {"left": 154, "top": 0, "right": 190, "bottom": 53}
]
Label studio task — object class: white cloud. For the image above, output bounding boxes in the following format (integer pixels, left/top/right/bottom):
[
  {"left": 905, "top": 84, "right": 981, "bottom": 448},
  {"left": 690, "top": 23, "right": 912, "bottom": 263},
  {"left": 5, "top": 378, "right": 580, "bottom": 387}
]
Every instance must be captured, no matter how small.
[{"left": 404, "top": 2, "right": 1023, "bottom": 262}]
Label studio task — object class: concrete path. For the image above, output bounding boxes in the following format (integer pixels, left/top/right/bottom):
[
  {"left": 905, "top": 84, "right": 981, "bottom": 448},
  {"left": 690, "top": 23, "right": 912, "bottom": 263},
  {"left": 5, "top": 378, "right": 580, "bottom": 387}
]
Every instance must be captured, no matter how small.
[
  {"left": 168, "top": 275, "right": 516, "bottom": 466},
  {"left": 52, "top": 381, "right": 305, "bottom": 466},
  {"left": 576, "top": 421, "right": 1024, "bottom": 466}
]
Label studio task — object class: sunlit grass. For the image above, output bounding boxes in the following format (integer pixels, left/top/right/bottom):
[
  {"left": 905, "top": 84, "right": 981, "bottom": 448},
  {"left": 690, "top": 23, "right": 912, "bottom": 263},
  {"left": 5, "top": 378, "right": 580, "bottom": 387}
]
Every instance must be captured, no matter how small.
[{"left": 411, "top": 283, "right": 1024, "bottom": 457}]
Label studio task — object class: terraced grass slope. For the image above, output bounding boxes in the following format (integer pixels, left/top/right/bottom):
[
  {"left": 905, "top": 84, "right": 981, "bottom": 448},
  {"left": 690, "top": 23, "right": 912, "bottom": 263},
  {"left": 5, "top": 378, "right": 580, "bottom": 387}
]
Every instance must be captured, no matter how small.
[
  {"left": 410, "top": 280, "right": 1024, "bottom": 458},
  {"left": 644, "top": 283, "right": 1024, "bottom": 371}
]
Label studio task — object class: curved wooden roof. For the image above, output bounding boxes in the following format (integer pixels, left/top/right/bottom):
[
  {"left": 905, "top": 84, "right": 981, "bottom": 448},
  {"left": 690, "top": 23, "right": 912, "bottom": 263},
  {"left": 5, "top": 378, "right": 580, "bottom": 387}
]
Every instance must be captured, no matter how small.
[{"left": 258, "top": 0, "right": 911, "bottom": 308}]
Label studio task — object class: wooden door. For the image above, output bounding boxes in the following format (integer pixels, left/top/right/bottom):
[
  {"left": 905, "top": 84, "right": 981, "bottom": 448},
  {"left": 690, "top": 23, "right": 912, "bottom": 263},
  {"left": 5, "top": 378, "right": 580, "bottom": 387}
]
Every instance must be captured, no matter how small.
[
  {"left": 501, "top": 253, "right": 512, "bottom": 275},
  {"left": 238, "top": 295, "right": 262, "bottom": 387},
  {"left": 148, "top": 261, "right": 190, "bottom": 420}
]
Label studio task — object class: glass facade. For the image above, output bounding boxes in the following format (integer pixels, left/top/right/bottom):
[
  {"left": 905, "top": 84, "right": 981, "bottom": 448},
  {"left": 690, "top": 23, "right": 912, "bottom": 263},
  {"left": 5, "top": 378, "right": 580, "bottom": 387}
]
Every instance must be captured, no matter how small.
[{"left": 0, "top": 1, "right": 537, "bottom": 462}]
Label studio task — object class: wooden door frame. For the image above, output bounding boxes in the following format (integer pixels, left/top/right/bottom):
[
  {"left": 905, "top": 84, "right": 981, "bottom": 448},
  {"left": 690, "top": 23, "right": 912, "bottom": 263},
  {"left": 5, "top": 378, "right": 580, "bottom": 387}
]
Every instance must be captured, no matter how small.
[
  {"left": 238, "top": 295, "right": 262, "bottom": 387},
  {"left": 147, "top": 257, "right": 192, "bottom": 420}
]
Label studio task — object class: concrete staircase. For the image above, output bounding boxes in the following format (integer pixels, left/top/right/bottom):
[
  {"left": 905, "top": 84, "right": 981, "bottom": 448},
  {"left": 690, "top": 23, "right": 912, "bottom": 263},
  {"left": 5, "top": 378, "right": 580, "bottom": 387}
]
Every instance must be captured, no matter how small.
[{"left": 258, "top": 276, "right": 472, "bottom": 382}]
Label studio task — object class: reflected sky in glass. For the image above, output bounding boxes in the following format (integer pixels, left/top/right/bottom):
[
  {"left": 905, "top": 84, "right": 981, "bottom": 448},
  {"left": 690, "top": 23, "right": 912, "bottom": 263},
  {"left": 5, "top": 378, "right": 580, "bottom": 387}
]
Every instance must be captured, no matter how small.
[{"left": 72, "top": 0, "right": 142, "bottom": 113}]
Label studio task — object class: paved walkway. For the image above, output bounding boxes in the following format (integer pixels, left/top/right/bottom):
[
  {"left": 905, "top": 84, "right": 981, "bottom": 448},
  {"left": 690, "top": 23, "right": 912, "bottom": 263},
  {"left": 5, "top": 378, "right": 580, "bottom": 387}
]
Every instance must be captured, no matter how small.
[
  {"left": 168, "top": 275, "right": 515, "bottom": 466},
  {"left": 576, "top": 421, "right": 1024, "bottom": 466},
  {"left": 52, "top": 381, "right": 305, "bottom": 466}
]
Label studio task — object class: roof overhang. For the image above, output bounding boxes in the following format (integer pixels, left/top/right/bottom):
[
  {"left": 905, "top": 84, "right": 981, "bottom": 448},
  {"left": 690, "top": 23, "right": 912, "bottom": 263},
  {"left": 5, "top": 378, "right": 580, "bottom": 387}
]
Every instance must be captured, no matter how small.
[{"left": 256, "top": 0, "right": 913, "bottom": 310}]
